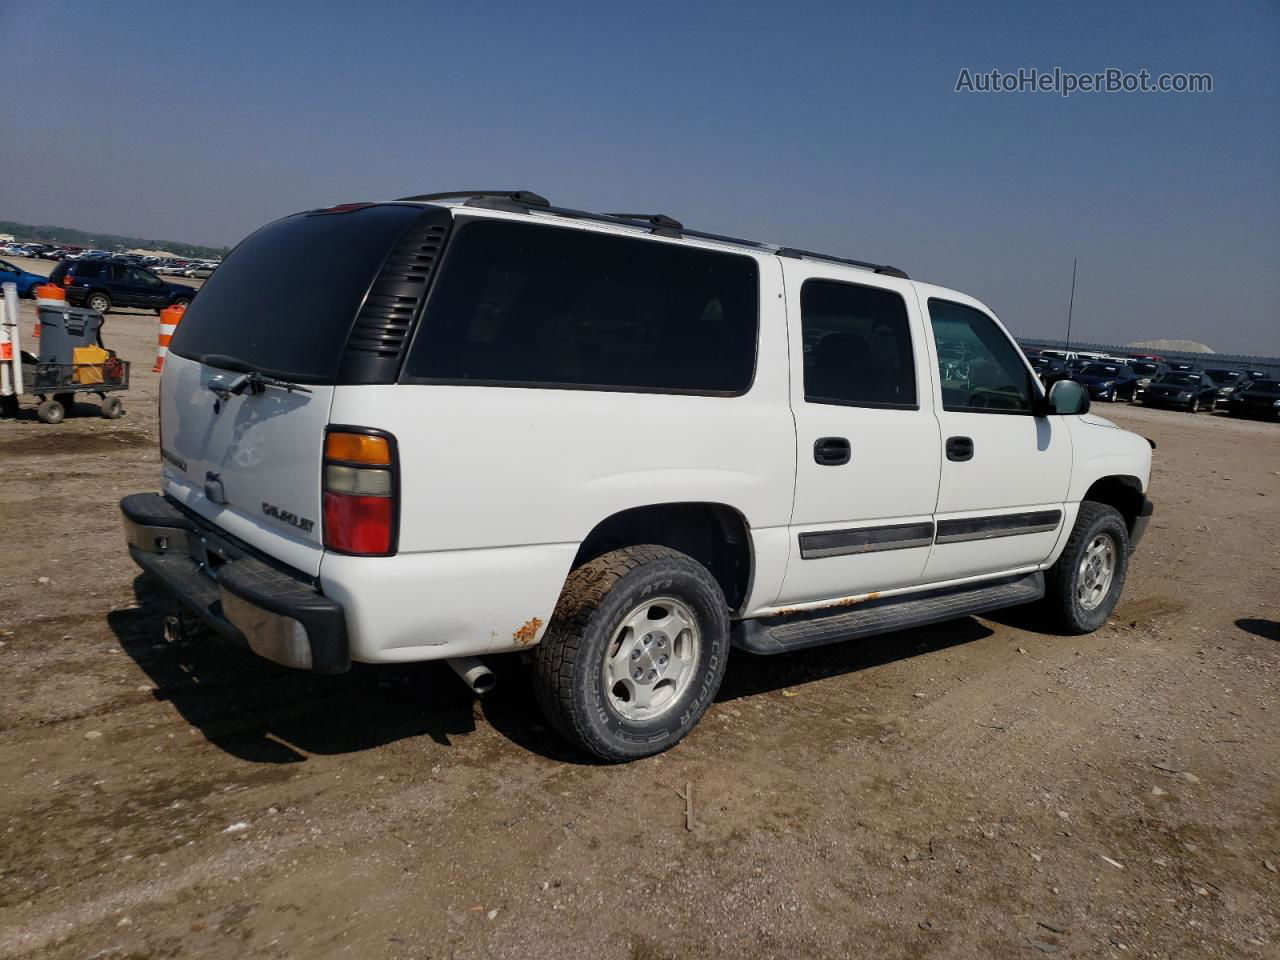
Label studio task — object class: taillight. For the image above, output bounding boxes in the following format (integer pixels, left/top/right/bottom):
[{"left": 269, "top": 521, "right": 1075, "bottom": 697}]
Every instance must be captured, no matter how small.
[
  {"left": 62, "top": 273, "right": 72, "bottom": 286},
  {"left": 322, "top": 429, "right": 397, "bottom": 555}
]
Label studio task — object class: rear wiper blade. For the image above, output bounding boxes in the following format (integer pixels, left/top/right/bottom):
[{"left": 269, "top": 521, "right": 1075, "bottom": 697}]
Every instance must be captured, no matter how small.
[{"left": 208, "top": 370, "right": 312, "bottom": 399}]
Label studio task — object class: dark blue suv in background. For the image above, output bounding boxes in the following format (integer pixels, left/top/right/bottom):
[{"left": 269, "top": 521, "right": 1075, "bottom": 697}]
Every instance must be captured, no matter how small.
[{"left": 48, "top": 260, "right": 195, "bottom": 314}]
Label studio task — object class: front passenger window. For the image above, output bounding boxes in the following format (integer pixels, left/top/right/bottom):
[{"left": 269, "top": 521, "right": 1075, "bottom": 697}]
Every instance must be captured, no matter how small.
[{"left": 928, "top": 299, "right": 1034, "bottom": 413}]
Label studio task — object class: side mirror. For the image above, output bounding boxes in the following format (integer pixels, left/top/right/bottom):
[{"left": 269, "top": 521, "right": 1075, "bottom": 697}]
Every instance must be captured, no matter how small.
[{"left": 1047, "top": 378, "right": 1090, "bottom": 415}]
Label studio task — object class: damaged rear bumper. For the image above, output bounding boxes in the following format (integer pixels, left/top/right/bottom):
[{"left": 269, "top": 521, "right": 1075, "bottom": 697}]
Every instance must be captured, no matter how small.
[{"left": 120, "top": 493, "right": 350, "bottom": 673}]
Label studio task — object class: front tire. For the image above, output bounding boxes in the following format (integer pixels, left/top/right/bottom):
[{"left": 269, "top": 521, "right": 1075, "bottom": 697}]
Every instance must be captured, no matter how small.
[
  {"left": 1041, "top": 502, "right": 1129, "bottom": 634},
  {"left": 534, "top": 545, "right": 730, "bottom": 762}
]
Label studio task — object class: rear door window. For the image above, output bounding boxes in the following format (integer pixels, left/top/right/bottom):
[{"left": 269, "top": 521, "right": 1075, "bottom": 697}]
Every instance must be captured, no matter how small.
[
  {"left": 800, "top": 279, "right": 916, "bottom": 408},
  {"left": 403, "top": 219, "right": 759, "bottom": 395},
  {"left": 76, "top": 262, "right": 104, "bottom": 279}
]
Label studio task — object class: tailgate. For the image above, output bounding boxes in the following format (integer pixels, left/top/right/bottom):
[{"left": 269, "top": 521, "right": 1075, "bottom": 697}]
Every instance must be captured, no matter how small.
[{"left": 160, "top": 353, "right": 334, "bottom": 576}]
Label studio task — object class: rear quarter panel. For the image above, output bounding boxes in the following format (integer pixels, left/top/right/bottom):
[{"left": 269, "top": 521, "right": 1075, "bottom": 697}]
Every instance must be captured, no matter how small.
[{"left": 323, "top": 253, "right": 795, "bottom": 660}]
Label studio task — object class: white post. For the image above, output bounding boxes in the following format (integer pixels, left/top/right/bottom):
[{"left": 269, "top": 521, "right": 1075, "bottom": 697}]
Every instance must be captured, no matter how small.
[
  {"left": 0, "top": 288, "right": 11, "bottom": 397},
  {"left": 2, "top": 282, "right": 21, "bottom": 395}
]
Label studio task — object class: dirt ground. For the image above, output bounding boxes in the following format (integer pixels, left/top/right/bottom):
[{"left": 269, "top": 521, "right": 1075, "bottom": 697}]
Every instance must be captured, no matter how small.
[{"left": 1, "top": 275, "right": 1277, "bottom": 960}]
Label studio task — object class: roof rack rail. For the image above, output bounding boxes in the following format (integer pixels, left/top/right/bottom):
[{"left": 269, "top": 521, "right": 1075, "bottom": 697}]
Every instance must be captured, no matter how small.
[
  {"left": 601, "top": 212, "right": 686, "bottom": 236},
  {"left": 776, "top": 247, "right": 908, "bottom": 279},
  {"left": 395, "top": 190, "right": 551, "bottom": 208},
  {"left": 605, "top": 213, "right": 684, "bottom": 229},
  {"left": 395, "top": 191, "right": 908, "bottom": 277}
]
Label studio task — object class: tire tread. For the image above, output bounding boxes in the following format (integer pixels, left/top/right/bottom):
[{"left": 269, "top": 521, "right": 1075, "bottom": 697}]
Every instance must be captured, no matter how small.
[
  {"left": 1042, "top": 501, "right": 1129, "bottom": 634},
  {"left": 533, "top": 545, "right": 722, "bottom": 761}
]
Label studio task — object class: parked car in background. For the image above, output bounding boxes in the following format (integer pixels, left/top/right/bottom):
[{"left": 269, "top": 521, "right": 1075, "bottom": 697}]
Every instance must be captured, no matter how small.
[
  {"left": 1203, "top": 368, "right": 1250, "bottom": 407},
  {"left": 1226, "top": 379, "right": 1280, "bottom": 421},
  {"left": 1038, "top": 349, "right": 1079, "bottom": 364},
  {"left": 0, "top": 258, "right": 49, "bottom": 297},
  {"left": 1029, "top": 355, "right": 1071, "bottom": 388},
  {"left": 1143, "top": 372, "right": 1220, "bottom": 412},
  {"left": 1125, "top": 360, "right": 1170, "bottom": 399},
  {"left": 184, "top": 263, "right": 218, "bottom": 278},
  {"left": 48, "top": 260, "right": 195, "bottom": 314},
  {"left": 1072, "top": 362, "right": 1141, "bottom": 402},
  {"left": 1127, "top": 353, "right": 1165, "bottom": 363},
  {"left": 1167, "top": 361, "right": 1203, "bottom": 374}
]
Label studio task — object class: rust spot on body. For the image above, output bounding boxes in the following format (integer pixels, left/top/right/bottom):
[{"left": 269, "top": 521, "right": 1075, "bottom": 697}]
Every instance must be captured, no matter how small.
[
  {"left": 513, "top": 617, "right": 543, "bottom": 645},
  {"left": 774, "top": 591, "right": 880, "bottom": 617}
]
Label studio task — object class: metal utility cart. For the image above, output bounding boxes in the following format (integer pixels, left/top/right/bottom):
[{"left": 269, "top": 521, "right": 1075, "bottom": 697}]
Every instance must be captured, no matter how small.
[
  {"left": 27, "top": 355, "right": 131, "bottom": 423},
  {"left": 0, "top": 281, "right": 131, "bottom": 423}
]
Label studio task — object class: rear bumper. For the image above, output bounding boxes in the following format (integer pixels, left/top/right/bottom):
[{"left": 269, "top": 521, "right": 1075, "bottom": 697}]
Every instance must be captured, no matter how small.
[
  {"left": 1130, "top": 497, "right": 1154, "bottom": 551},
  {"left": 121, "top": 493, "right": 349, "bottom": 673}
]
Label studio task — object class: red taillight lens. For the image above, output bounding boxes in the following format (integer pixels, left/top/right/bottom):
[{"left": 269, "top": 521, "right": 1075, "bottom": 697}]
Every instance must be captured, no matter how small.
[
  {"left": 322, "top": 429, "right": 397, "bottom": 555},
  {"left": 322, "top": 492, "right": 393, "bottom": 554},
  {"left": 62, "top": 274, "right": 72, "bottom": 286}
]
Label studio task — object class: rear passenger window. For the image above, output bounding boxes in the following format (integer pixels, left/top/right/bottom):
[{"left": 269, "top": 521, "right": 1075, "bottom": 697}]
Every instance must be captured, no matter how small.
[
  {"left": 800, "top": 279, "right": 917, "bottom": 409},
  {"left": 77, "top": 263, "right": 103, "bottom": 279},
  {"left": 928, "top": 299, "right": 1034, "bottom": 413},
  {"left": 403, "top": 220, "right": 759, "bottom": 394}
]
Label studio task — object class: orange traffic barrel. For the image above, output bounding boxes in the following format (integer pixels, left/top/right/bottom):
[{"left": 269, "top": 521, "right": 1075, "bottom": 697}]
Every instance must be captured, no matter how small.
[
  {"left": 32, "top": 284, "right": 66, "bottom": 339},
  {"left": 154, "top": 303, "right": 186, "bottom": 372}
]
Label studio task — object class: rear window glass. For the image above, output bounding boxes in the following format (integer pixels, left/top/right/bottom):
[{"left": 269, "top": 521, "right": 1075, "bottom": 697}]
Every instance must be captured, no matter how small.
[
  {"left": 75, "top": 262, "right": 104, "bottom": 279},
  {"left": 402, "top": 219, "right": 758, "bottom": 394},
  {"left": 169, "top": 204, "right": 424, "bottom": 381}
]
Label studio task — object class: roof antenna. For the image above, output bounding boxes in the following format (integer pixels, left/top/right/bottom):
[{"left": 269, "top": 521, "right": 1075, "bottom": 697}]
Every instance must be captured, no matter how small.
[{"left": 1064, "top": 257, "right": 1078, "bottom": 352}]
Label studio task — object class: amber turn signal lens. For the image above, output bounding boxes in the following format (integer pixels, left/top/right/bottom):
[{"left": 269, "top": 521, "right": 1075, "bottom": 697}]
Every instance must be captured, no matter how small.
[{"left": 325, "top": 432, "right": 391, "bottom": 466}]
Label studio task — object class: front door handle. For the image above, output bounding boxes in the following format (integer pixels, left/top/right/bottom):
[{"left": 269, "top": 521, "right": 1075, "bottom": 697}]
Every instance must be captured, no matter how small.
[
  {"left": 814, "top": 437, "right": 851, "bottom": 466},
  {"left": 946, "top": 436, "right": 974, "bottom": 462}
]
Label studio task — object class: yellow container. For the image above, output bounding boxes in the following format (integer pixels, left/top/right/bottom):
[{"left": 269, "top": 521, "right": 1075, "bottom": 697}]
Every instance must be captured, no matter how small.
[{"left": 73, "top": 345, "right": 109, "bottom": 385}]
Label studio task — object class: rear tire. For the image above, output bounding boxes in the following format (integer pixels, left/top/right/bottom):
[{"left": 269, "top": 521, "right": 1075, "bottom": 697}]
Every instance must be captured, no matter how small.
[
  {"left": 36, "top": 399, "right": 65, "bottom": 424},
  {"left": 101, "top": 396, "right": 125, "bottom": 419},
  {"left": 172, "top": 297, "right": 191, "bottom": 310},
  {"left": 87, "top": 292, "right": 112, "bottom": 313},
  {"left": 1041, "top": 502, "right": 1129, "bottom": 635},
  {"left": 534, "top": 545, "right": 730, "bottom": 762}
]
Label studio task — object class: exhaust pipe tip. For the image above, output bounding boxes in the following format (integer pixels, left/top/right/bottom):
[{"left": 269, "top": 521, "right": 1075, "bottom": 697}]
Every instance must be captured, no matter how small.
[{"left": 447, "top": 656, "right": 496, "bottom": 696}]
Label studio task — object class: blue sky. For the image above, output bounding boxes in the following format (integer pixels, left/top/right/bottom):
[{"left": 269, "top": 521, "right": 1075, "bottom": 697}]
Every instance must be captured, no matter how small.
[{"left": 3, "top": 0, "right": 1277, "bottom": 353}]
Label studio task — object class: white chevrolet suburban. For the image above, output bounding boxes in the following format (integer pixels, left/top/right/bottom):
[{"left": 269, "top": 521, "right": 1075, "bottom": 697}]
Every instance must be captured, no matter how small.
[{"left": 121, "top": 191, "right": 1154, "bottom": 761}]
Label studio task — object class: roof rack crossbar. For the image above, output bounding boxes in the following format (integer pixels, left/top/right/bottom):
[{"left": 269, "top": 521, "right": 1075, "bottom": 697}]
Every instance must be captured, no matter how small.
[{"left": 394, "top": 190, "right": 551, "bottom": 207}]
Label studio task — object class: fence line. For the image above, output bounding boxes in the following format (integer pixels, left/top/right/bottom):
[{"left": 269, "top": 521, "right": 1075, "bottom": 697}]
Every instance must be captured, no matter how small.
[{"left": 1015, "top": 337, "right": 1280, "bottom": 378}]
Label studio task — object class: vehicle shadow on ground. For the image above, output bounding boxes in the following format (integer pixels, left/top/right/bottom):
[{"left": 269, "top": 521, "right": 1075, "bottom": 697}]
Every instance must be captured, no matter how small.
[
  {"left": 109, "top": 575, "right": 483, "bottom": 765},
  {"left": 110, "top": 574, "right": 997, "bottom": 766},
  {"left": 1235, "top": 618, "right": 1280, "bottom": 641}
]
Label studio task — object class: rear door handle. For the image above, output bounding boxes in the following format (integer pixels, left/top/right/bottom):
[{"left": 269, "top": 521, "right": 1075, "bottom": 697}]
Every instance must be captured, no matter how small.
[
  {"left": 946, "top": 436, "right": 974, "bottom": 462},
  {"left": 814, "top": 437, "right": 851, "bottom": 466}
]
